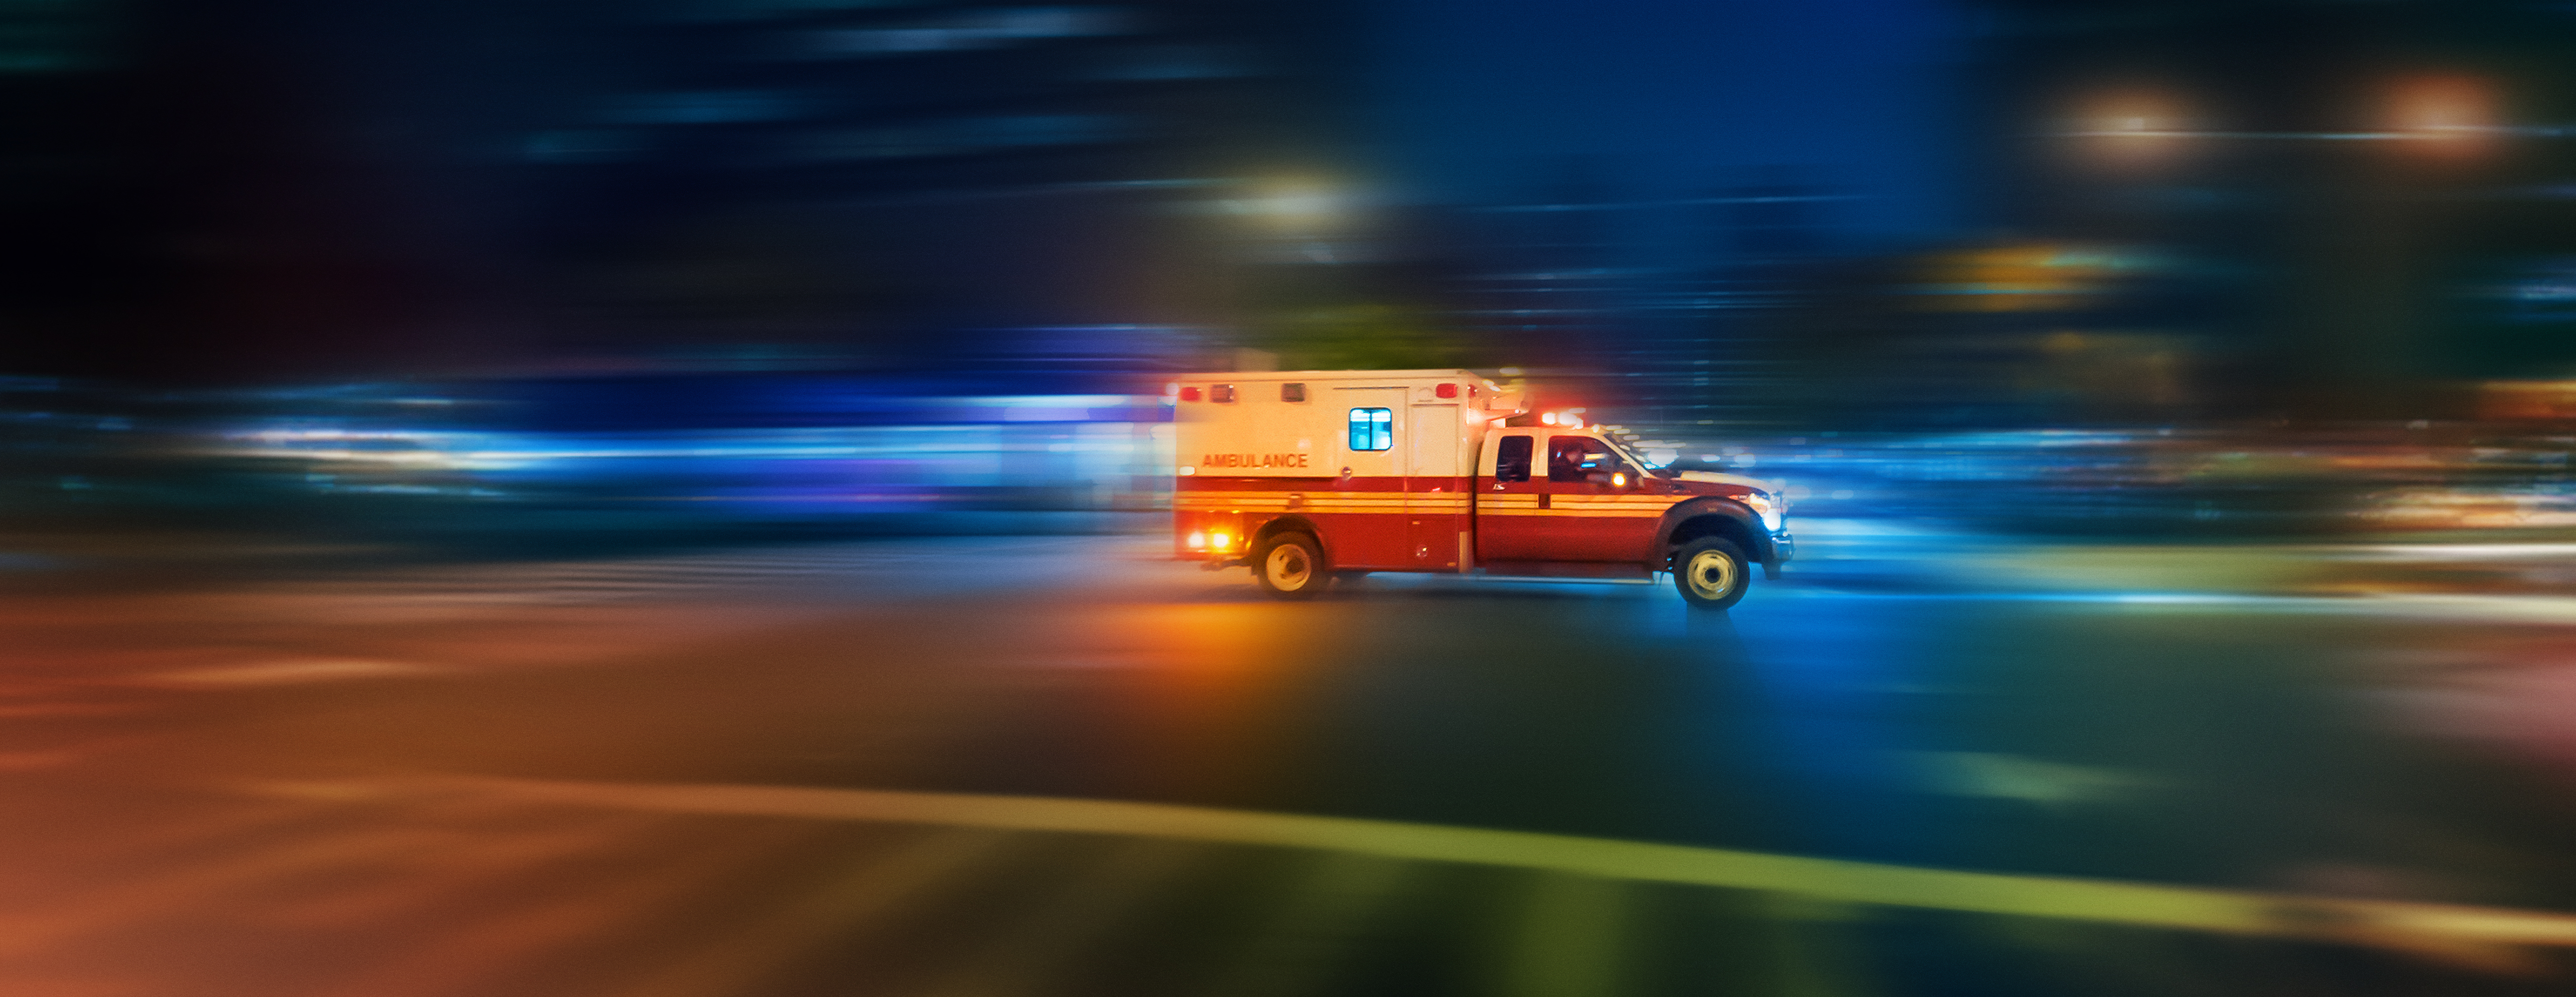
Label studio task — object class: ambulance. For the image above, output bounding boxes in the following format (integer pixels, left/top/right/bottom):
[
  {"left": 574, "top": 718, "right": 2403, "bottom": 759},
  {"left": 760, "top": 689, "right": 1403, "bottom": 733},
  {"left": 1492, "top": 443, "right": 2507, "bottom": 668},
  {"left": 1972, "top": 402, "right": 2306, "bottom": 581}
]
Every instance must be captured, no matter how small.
[{"left": 1171, "top": 369, "right": 1792, "bottom": 609}]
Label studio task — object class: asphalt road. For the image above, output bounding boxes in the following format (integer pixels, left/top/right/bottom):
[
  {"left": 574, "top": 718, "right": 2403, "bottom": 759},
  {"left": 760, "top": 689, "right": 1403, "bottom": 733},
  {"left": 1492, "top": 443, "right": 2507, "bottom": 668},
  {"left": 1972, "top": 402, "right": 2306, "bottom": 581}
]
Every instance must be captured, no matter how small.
[{"left": 8, "top": 523, "right": 2576, "bottom": 996}]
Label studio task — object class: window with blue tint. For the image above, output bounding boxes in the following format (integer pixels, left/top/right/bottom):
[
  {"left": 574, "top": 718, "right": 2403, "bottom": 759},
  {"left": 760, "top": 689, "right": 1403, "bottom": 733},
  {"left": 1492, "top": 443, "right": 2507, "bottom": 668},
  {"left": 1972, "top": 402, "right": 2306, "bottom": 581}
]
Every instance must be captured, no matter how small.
[{"left": 1347, "top": 408, "right": 1392, "bottom": 451}]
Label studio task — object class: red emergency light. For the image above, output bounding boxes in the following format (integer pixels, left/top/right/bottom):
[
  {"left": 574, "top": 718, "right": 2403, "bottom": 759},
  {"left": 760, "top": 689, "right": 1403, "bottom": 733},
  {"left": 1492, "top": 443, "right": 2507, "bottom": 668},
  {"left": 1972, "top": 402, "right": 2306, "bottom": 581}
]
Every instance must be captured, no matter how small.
[
  {"left": 1435, "top": 382, "right": 1458, "bottom": 398},
  {"left": 1180, "top": 386, "right": 1202, "bottom": 402}
]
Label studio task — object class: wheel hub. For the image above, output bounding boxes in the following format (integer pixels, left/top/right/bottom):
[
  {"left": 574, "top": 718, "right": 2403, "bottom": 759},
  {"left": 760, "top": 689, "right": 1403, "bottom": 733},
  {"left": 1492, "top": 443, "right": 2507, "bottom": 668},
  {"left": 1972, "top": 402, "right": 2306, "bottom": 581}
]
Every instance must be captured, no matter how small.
[
  {"left": 1267, "top": 545, "right": 1311, "bottom": 588},
  {"left": 1686, "top": 549, "right": 1736, "bottom": 598}
]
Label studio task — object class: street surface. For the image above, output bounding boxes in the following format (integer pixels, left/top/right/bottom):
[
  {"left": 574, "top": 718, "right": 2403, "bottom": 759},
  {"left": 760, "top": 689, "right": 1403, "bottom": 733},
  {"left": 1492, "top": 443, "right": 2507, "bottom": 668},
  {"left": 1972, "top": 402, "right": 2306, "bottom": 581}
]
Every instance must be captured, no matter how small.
[{"left": 8, "top": 522, "right": 2576, "bottom": 995}]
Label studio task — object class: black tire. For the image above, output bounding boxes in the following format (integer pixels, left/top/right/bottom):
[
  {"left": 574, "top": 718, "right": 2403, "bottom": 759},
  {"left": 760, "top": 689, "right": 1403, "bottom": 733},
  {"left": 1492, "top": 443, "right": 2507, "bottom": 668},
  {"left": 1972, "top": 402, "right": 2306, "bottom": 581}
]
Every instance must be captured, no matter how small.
[
  {"left": 1671, "top": 536, "right": 1751, "bottom": 610},
  {"left": 1253, "top": 532, "right": 1325, "bottom": 599}
]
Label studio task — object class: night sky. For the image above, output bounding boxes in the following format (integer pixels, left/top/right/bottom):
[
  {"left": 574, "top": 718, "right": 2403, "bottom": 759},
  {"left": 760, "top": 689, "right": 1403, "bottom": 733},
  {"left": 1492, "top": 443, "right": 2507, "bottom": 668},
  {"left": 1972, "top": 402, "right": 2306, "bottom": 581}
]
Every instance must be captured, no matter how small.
[
  {"left": 1368, "top": 0, "right": 1967, "bottom": 242},
  {"left": 0, "top": 0, "right": 1981, "bottom": 381}
]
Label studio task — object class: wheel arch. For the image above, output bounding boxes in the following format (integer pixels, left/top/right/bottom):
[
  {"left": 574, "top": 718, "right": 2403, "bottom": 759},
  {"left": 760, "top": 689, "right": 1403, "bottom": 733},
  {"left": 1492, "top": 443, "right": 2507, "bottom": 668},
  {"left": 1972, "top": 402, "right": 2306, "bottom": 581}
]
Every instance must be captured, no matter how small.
[
  {"left": 1251, "top": 514, "right": 1328, "bottom": 569},
  {"left": 1652, "top": 500, "right": 1772, "bottom": 567}
]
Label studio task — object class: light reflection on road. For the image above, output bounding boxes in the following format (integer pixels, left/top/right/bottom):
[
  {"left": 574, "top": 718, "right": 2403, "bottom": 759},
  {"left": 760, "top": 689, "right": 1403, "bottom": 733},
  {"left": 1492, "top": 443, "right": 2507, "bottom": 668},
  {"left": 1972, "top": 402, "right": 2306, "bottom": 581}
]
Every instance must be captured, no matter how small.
[{"left": 7, "top": 526, "right": 2576, "bottom": 994}]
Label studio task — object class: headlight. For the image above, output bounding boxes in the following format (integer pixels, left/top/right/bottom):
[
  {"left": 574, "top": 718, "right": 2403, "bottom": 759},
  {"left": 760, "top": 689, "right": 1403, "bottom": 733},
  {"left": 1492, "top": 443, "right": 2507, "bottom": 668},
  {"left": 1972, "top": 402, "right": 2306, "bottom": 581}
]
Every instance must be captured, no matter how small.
[{"left": 1741, "top": 492, "right": 1785, "bottom": 534}]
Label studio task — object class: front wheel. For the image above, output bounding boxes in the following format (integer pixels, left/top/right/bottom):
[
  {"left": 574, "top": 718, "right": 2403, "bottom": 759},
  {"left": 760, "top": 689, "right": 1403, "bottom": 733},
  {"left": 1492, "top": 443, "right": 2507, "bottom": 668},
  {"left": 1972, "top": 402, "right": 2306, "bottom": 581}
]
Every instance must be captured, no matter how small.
[
  {"left": 1671, "top": 537, "right": 1751, "bottom": 610},
  {"left": 1254, "top": 532, "right": 1324, "bottom": 599}
]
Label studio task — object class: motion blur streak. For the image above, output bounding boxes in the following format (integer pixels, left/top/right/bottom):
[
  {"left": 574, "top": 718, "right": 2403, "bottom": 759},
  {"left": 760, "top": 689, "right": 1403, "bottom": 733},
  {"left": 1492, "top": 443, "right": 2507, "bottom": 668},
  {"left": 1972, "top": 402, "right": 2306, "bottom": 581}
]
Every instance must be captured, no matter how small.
[
  {"left": 18, "top": 0, "right": 2576, "bottom": 994},
  {"left": 591, "top": 830, "right": 1016, "bottom": 997}
]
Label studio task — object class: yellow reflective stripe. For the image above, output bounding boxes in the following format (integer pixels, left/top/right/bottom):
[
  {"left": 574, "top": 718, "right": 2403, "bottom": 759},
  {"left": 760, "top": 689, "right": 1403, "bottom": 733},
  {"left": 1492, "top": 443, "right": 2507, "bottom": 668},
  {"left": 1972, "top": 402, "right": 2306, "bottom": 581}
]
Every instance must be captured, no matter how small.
[
  {"left": 285, "top": 776, "right": 2576, "bottom": 953},
  {"left": 1180, "top": 492, "right": 1672, "bottom": 516},
  {"left": 1179, "top": 492, "right": 1474, "bottom": 513}
]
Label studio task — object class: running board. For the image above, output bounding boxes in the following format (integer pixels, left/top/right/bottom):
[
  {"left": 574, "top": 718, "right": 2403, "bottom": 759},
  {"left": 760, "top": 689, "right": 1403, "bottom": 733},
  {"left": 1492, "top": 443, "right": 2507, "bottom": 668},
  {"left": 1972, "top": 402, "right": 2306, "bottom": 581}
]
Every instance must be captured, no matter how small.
[{"left": 1469, "top": 573, "right": 1661, "bottom": 586}]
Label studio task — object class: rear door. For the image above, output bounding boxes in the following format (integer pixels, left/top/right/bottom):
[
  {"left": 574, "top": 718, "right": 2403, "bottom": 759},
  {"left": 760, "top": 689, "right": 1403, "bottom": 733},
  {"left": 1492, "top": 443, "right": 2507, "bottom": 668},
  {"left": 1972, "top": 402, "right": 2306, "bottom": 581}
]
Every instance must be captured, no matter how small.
[
  {"left": 1406, "top": 402, "right": 1467, "bottom": 570},
  {"left": 1321, "top": 386, "right": 1408, "bottom": 568},
  {"left": 1474, "top": 430, "right": 1546, "bottom": 561}
]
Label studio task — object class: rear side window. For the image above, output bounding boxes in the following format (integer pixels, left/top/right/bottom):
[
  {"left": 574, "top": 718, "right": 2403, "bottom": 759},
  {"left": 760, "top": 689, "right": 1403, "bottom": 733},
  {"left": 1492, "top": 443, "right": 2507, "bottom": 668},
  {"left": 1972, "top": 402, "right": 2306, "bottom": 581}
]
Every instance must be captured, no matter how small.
[
  {"left": 1493, "top": 435, "right": 1532, "bottom": 482},
  {"left": 1347, "top": 407, "right": 1392, "bottom": 451}
]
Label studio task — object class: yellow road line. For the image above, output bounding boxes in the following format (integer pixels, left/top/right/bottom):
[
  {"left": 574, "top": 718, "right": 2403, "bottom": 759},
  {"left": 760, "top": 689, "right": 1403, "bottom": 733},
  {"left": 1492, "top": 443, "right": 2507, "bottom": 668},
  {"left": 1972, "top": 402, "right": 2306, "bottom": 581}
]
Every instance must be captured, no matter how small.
[{"left": 258, "top": 776, "right": 2576, "bottom": 954}]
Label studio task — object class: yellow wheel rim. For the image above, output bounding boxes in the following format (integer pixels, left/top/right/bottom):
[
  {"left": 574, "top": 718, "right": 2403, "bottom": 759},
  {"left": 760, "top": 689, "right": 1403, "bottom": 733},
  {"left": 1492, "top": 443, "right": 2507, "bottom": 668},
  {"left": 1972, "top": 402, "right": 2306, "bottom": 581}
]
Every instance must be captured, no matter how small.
[{"left": 1685, "top": 549, "right": 1738, "bottom": 600}]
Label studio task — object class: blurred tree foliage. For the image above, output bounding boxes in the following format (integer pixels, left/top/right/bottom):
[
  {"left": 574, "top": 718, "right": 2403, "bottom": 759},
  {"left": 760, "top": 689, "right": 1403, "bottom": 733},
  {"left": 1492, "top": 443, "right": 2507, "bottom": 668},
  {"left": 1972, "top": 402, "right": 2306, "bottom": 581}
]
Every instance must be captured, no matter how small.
[{"left": 1245, "top": 302, "right": 1474, "bottom": 371}]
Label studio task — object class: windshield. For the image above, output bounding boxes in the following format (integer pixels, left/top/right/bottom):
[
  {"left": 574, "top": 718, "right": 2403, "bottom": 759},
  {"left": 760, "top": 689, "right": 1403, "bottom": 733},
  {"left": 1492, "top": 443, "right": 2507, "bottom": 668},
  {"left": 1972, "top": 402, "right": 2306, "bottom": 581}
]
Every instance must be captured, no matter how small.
[{"left": 1595, "top": 433, "right": 1676, "bottom": 478}]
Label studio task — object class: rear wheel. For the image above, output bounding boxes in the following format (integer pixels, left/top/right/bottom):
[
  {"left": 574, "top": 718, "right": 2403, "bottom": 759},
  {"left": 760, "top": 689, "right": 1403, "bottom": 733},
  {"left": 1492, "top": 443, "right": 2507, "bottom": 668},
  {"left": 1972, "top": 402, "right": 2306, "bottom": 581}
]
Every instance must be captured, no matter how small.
[
  {"left": 1254, "top": 533, "right": 1324, "bottom": 599},
  {"left": 1671, "top": 537, "right": 1750, "bottom": 610}
]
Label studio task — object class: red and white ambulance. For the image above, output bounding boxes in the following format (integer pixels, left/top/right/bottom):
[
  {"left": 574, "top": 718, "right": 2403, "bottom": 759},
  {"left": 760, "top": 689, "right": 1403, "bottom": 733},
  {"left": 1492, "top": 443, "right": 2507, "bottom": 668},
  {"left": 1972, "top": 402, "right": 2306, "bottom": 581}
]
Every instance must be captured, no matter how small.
[{"left": 1171, "top": 369, "right": 1792, "bottom": 608}]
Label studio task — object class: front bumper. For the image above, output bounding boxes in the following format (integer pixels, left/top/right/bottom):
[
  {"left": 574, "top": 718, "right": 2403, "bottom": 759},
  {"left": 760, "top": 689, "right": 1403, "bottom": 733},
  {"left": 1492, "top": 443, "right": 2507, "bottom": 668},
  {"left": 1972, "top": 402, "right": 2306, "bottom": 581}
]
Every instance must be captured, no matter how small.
[{"left": 1771, "top": 531, "right": 1794, "bottom": 565}]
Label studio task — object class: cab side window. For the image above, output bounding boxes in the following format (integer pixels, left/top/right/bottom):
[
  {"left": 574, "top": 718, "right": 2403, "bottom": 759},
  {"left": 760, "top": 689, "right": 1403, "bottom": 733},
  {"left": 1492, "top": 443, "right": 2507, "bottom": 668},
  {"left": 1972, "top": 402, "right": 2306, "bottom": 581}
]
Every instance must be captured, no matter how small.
[
  {"left": 1494, "top": 435, "right": 1533, "bottom": 482},
  {"left": 1548, "top": 436, "right": 1618, "bottom": 483}
]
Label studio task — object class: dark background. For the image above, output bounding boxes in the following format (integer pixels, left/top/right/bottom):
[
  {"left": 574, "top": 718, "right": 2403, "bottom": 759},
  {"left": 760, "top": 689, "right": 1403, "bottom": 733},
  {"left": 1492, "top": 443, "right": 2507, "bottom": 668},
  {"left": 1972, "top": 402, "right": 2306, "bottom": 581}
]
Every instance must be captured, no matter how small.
[{"left": 7, "top": 0, "right": 2572, "bottom": 426}]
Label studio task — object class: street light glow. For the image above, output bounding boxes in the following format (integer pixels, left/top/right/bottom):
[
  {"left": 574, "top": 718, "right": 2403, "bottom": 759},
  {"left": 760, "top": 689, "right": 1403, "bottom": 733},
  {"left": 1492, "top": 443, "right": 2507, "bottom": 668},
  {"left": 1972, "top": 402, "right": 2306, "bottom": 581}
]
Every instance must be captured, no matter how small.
[
  {"left": 2387, "top": 75, "right": 2497, "bottom": 159},
  {"left": 1224, "top": 180, "right": 1344, "bottom": 234},
  {"left": 2068, "top": 87, "right": 2192, "bottom": 169}
]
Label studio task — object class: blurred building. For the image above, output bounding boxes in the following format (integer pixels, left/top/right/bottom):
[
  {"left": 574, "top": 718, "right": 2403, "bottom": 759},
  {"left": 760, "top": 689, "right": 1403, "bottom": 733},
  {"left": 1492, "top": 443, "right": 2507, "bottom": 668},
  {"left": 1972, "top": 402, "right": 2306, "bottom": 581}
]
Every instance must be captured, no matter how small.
[
  {"left": 1964, "top": 0, "right": 2576, "bottom": 415},
  {"left": 1431, "top": 167, "right": 1866, "bottom": 432},
  {"left": 535, "top": 0, "right": 1369, "bottom": 363},
  {"left": 1760, "top": 240, "right": 2228, "bottom": 429},
  {"left": 0, "top": 0, "right": 1369, "bottom": 383}
]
